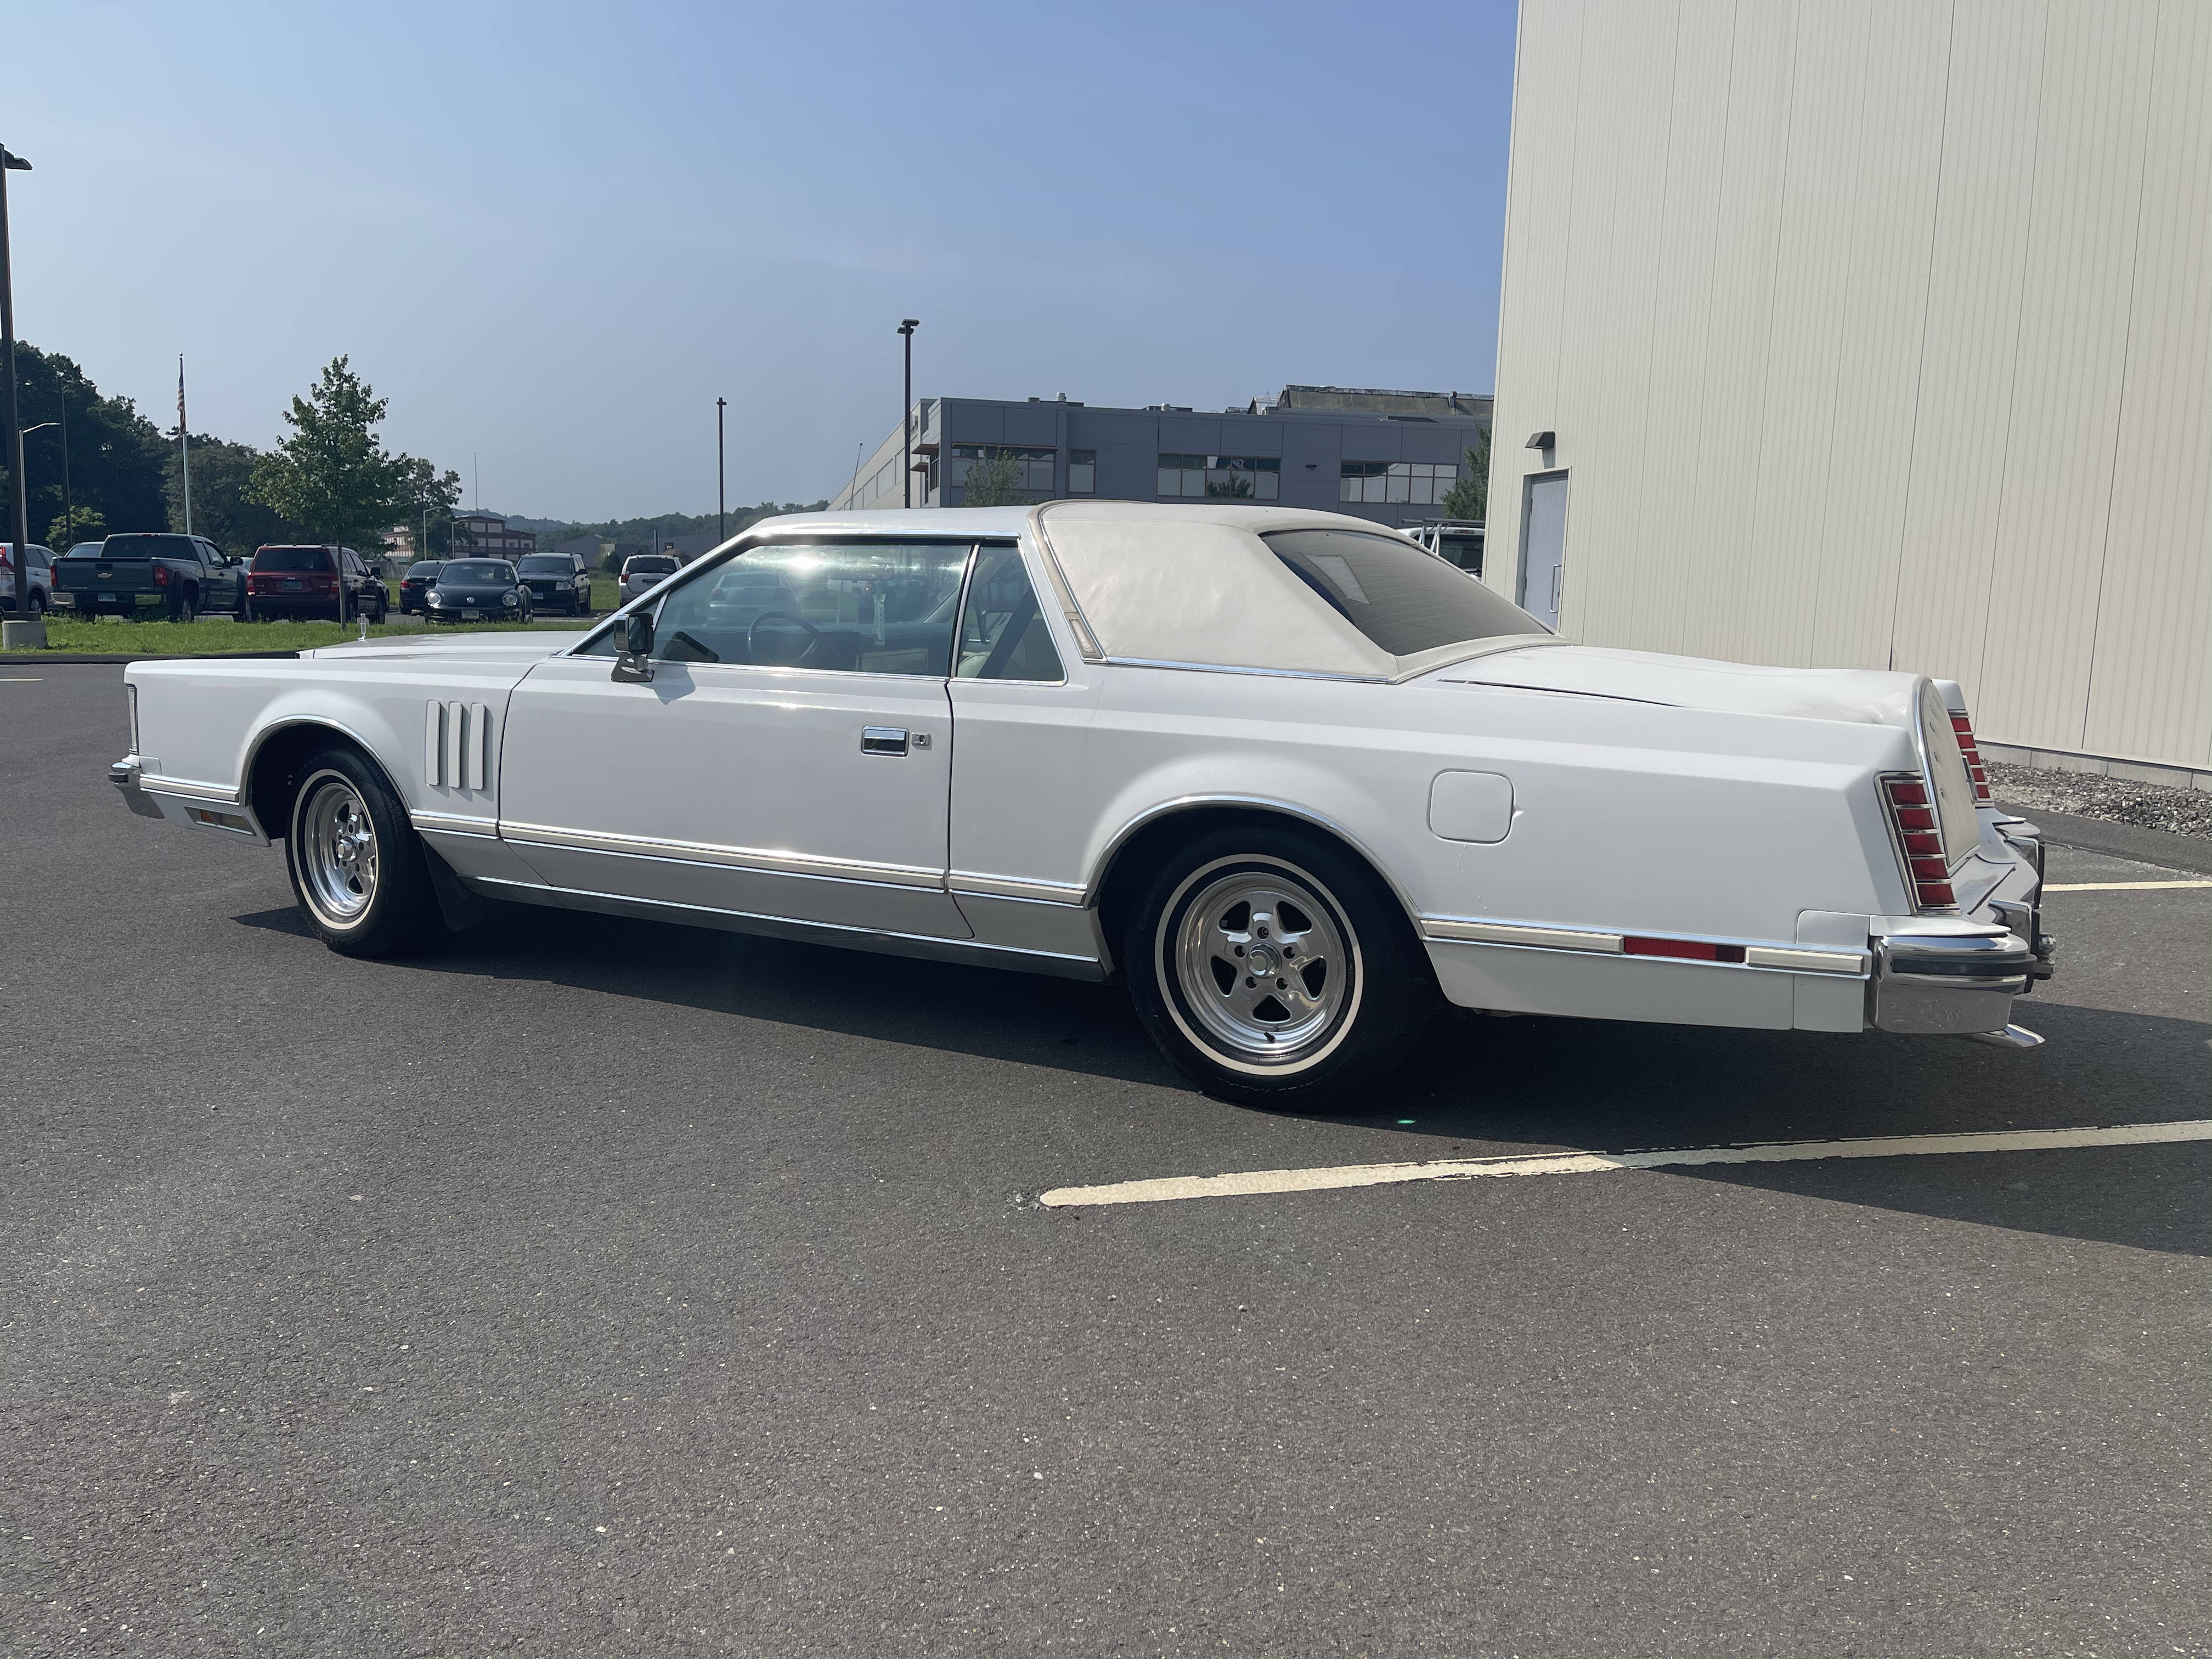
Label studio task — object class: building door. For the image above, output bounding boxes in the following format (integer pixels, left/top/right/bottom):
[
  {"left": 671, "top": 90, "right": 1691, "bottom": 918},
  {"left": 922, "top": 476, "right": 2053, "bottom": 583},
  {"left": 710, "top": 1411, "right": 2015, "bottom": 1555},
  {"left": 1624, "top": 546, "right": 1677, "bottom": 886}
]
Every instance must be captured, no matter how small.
[{"left": 1516, "top": 472, "right": 1568, "bottom": 630}]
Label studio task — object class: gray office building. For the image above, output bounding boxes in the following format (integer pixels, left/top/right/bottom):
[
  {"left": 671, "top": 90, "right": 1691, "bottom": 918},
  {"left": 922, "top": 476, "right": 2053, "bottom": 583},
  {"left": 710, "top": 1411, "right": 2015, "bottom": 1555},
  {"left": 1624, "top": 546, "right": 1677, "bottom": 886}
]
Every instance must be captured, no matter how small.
[{"left": 831, "top": 383, "right": 1491, "bottom": 540}]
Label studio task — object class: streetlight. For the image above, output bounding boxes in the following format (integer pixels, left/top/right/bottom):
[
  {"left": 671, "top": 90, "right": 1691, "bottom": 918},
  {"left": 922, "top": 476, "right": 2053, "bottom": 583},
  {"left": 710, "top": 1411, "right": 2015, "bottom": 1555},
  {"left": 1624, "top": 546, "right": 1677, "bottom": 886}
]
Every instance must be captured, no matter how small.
[
  {"left": 1, "top": 141, "right": 34, "bottom": 623},
  {"left": 716, "top": 397, "right": 727, "bottom": 543},
  {"left": 897, "top": 319, "right": 919, "bottom": 508}
]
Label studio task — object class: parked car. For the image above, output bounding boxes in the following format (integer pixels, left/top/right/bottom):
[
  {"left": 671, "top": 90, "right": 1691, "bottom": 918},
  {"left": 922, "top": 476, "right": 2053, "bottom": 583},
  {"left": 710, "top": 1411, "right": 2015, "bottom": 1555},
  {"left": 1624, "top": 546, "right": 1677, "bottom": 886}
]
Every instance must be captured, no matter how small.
[
  {"left": 618, "top": 552, "right": 681, "bottom": 604},
  {"left": 52, "top": 533, "right": 246, "bottom": 620},
  {"left": 423, "top": 559, "right": 532, "bottom": 624},
  {"left": 0, "top": 543, "right": 55, "bottom": 615},
  {"left": 108, "top": 503, "right": 2057, "bottom": 1108},
  {"left": 397, "top": 561, "right": 442, "bottom": 615},
  {"left": 516, "top": 553, "right": 594, "bottom": 616},
  {"left": 244, "top": 546, "right": 388, "bottom": 623}
]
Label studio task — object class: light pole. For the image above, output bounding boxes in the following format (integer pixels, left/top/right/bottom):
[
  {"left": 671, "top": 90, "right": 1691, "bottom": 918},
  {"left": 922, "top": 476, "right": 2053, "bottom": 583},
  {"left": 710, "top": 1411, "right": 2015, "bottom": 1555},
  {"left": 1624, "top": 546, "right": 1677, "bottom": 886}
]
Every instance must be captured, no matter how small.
[
  {"left": 20, "top": 413, "right": 66, "bottom": 551},
  {"left": 1, "top": 142, "right": 33, "bottom": 620},
  {"left": 716, "top": 397, "right": 727, "bottom": 543},
  {"left": 897, "top": 319, "right": 919, "bottom": 507}
]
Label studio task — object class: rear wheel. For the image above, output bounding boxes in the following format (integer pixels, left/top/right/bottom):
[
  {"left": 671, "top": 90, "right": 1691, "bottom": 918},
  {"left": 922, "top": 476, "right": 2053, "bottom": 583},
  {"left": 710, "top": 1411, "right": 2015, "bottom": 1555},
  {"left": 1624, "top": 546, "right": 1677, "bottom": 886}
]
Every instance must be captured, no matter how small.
[
  {"left": 283, "top": 746, "right": 444, "bottom": 958},
  {"left": 168, "top": 589, "right": 199, "bottom": 624},
  {"left": 1124, "top": 824, "right": 1436, "bottom": 1109}
]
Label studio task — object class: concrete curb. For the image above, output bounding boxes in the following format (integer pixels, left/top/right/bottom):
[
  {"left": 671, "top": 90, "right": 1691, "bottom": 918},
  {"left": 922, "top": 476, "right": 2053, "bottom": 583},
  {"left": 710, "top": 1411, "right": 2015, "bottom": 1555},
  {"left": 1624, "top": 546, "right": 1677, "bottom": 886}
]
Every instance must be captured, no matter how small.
[{"left": 1999, "top": 802, "right": 2212, "bottom": 877}]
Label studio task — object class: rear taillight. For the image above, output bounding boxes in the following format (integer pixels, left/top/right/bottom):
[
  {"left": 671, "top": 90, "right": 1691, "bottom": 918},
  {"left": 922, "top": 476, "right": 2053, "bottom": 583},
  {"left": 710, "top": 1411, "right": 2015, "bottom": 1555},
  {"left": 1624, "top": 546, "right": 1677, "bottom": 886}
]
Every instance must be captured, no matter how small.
[
  {"left": 1949, "top": 711, "right": 1993, "bottom": 803},
  {"left": 153, "top": 563, "right": 170, "bottom": 586},
  {"left": 1881, "top": 774, "right": 1957, "bottom": 910}
]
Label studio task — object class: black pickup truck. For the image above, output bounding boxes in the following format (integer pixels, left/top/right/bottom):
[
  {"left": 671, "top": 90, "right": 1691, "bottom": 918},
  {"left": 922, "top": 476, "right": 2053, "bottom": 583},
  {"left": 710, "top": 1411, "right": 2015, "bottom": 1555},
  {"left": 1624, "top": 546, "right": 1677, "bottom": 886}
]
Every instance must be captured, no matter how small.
[{"left": 53, "top": 533, "right": 247, "bottom": 622}]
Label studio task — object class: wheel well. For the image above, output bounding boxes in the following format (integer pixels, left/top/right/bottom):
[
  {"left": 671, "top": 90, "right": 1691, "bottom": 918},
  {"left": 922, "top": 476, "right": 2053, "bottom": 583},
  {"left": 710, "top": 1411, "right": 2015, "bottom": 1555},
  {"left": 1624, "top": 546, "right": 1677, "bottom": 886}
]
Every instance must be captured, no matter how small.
[
  {"left": 246, "top": 723, "right": 376, "bottom": 839},
  {"left": 1092, "top": 804, "right": 1423, "bottom": 961}
]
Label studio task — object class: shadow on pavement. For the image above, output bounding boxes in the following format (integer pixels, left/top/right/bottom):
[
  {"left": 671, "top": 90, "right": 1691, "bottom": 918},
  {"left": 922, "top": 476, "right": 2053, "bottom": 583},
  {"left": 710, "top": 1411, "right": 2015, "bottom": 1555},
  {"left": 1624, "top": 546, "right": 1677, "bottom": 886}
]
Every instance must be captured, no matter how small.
[{"left": 234, "top": 898, "right": 2210, "bottom": 1257}]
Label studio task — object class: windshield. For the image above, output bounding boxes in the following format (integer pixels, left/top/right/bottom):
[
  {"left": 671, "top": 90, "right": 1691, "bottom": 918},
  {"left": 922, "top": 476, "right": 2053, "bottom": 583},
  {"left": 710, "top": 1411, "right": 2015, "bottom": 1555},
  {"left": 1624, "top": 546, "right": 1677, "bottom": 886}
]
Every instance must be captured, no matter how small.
[
  {"left": 64, "top": 543, "right": 104, "bottom": 557},
  {"left": 627, "top": 557, "right": 678, "bottom": 574},
  {"left": 251, "top": 546, "right": 333, "bottom": 572},
  {"left": 441, "top": 561, "right": 516, "bottom": 583},
  {"left": 518, "top": 557, "right": 570, "bottom": 574},
  {"left": 403, "top": 563, "right": 441, "bottom": 579},
  {"left": 1262, "top": 529, "right": 1547, "bottom": 656}
]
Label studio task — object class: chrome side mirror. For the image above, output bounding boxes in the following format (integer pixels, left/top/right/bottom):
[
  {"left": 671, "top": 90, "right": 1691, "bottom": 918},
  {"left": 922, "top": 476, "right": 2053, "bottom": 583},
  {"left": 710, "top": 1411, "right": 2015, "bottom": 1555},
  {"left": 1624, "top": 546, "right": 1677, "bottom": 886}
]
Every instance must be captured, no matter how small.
[{"left": 612, "top": 610, "right": 655, "bottom": 684}]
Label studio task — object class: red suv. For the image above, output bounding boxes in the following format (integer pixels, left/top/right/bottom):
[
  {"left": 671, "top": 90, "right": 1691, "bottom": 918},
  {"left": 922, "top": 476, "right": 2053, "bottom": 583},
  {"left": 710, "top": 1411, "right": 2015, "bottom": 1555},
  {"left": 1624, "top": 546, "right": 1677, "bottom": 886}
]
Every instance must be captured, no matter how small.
[{"left": 245, "top": 545, "right": 389, "bottom": 622}]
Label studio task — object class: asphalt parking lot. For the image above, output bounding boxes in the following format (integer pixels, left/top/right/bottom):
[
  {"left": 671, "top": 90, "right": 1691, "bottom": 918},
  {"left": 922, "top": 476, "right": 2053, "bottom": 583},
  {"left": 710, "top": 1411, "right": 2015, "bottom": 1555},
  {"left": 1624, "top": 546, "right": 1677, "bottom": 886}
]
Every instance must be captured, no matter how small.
[{"left": 4, "top": 663, "right": 2207, "bottom": 1658}]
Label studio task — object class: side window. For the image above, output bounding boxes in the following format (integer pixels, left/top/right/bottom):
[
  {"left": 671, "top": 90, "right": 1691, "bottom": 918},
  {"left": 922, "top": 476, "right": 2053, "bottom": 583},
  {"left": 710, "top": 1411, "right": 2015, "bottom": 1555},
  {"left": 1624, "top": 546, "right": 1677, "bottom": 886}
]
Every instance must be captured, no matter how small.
[
  {"left": 956, "top": 547, "right": 1064, "bottom": 682},
  {"left": 647, "top": 541, "right": 972, "bottom": 676}
]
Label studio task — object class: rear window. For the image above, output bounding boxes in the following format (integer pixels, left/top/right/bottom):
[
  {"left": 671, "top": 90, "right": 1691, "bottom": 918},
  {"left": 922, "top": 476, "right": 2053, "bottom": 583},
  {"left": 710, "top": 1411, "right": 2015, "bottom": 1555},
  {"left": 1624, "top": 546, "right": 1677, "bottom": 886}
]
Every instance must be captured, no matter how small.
[
  {"left": 1262, "top": 529, "right": 1548, "bottom": 656},
  {"left": 102, "top": 535, "right": 199, "bottom": 560},
  {"left": 442, "top": 561, "right": 515, "bottom": 583},
  {"left": 404, "top": 562, "right": 442, "bottom": 578},
  {"left": 518, "top": 557, "right": 570, "bottom": 574},
  {"left": 626, "top": 556, "right": 678, "bottom": 575},
  {"left": 253, "top": 546, "right": 333, "bottom": 573}
]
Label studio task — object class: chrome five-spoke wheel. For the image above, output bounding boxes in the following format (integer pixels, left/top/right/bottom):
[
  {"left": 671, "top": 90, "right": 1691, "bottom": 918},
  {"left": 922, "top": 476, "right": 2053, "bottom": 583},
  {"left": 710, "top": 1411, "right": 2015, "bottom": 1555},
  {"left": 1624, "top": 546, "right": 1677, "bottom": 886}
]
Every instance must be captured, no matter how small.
[
  {"left": 1173, "top": 868, "right": 1350, "bottom": 1061},
  {"left": 296, "top": 771, "right": 380, "bottom": 928}
]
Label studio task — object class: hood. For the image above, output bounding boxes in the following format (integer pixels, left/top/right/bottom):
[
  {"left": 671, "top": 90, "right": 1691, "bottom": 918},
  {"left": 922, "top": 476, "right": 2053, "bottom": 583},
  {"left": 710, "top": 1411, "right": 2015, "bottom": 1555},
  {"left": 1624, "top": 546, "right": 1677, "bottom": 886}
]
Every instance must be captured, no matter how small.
[{"left": 1431, "top": 643, "right": 1922, "bottom": 727}]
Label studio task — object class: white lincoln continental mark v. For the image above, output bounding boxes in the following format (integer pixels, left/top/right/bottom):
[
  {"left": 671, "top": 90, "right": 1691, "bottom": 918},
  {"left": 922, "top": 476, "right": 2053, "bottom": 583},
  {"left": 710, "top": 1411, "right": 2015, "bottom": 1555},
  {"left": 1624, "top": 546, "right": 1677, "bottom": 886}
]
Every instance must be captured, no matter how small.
[{"left": 113, "top": 503, "right": 2057, "bottom": 1106}]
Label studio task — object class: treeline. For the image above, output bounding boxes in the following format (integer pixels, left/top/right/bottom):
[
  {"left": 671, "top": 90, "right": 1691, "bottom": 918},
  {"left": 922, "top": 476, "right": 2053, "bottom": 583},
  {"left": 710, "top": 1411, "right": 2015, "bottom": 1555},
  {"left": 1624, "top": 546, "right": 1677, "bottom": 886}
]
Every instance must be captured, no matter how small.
[
  {"left": 1, "top": 345, "right": 465, "bottom": 558},
  {"left": 544, "top": 504, "right": 830, "bottom": 554}
]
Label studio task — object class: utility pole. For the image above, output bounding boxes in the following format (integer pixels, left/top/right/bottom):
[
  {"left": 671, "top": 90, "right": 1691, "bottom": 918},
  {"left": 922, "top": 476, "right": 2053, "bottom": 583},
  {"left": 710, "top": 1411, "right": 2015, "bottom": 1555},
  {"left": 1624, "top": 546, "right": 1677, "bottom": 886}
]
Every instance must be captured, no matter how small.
[
  {"left": 59, "top": 390, "right": 71, "bottom": 549},
  {"left": 898, "top": 319, "right": 919, "bottom": 507},
  {"left": 716, "top": 397, "right": 727, "bottom": 543},
  {"left": 1, "top": 142, "right": 33, "bottom": 622}
]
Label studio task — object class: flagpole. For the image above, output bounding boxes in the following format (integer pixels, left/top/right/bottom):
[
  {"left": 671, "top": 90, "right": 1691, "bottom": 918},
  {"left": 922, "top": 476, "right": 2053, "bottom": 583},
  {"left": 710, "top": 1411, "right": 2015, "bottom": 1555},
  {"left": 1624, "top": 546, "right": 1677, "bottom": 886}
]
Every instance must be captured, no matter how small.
[{"left": 177, "top": 356, "right": 193, "bottom": 535}]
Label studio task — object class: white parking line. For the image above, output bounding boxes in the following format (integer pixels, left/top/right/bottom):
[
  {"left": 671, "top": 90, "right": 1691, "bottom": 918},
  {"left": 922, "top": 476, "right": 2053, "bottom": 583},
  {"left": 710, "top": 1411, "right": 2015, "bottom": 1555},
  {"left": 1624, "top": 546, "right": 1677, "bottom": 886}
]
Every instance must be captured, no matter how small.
[
  {"left": 2044, "top": 879, "right": 2212, "bottom": 891},
  {"left": 1037, "top": 1120, "right": 2212, "bottom": 1208}
]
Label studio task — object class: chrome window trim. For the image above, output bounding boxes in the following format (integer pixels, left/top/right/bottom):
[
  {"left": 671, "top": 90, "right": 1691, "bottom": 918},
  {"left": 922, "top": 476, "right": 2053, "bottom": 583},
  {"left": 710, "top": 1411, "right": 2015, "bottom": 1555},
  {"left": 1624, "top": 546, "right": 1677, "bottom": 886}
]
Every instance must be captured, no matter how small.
[
  {"left": 1025, "top": 508, "right": 1107, "bottom": 663},
  {"left": 1103, "top": 656, "right": 1390, "bottom": 684}
]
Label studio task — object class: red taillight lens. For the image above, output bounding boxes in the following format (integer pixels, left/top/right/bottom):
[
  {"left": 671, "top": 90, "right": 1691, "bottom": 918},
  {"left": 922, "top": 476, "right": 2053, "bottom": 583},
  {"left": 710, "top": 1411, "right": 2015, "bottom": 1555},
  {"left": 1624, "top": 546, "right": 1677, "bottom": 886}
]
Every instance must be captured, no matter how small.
[
  {"left": 1624, "top": 936, "right": 1747, "bottom": 963},
  {"left": 153, "top": 563, "right": 170, "bottom": 586},
  {"left": 1950, "top": 712, "right": 1993, "bottom": 803},
  {"left": 1881, "top": 773, "right": 1959, "bottom": 910}
]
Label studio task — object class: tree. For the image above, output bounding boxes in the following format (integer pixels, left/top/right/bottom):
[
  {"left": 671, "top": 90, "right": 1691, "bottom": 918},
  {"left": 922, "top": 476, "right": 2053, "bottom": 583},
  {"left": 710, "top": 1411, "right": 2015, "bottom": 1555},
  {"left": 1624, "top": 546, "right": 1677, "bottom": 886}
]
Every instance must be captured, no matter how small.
[
  {"left": 957, "top": 451, "right": 1027, "bottom": 507},
  {"left": 248, "top": 357, "right": 417, "bottom": 551},
  {"left": 47, "top": 505, "right": 106, "bottom": 548},
  {"left": 166, "top": 436, "right": 312, "bottom": 558},
  {"left": 390, "top": 454, "right": 464, "bottom": 556},
  {"left": 1439, "top": 426, "right": 1491, "bottom": 522},
  {"left": 0, "top": 344, "right": 171, "bottom": 541}
]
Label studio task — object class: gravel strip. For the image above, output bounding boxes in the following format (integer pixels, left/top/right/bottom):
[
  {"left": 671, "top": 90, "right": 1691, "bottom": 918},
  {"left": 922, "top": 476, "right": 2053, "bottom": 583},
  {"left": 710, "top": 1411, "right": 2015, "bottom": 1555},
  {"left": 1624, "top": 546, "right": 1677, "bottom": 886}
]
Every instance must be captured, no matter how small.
[{"left": 1987, "top": 760, "right": 2212, "bottom": 839}]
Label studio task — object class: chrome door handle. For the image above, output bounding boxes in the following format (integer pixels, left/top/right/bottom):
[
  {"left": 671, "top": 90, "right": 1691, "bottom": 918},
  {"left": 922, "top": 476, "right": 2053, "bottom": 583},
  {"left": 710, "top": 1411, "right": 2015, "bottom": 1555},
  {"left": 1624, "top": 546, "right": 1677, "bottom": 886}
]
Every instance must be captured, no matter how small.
[{"left": 861, "top": 726, "right": 909, "bottom": 756}]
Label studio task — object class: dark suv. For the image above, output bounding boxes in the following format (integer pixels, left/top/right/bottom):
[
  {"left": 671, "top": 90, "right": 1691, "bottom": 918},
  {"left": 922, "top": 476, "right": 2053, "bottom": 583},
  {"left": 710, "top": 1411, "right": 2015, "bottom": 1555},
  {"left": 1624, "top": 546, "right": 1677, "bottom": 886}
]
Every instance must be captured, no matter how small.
[
  {"left": 397, "top": 561, "right": 442, "bottom": 615},
  {"left": 516, "top": 553, "right": 594, "bottom": 616},
  {"left": 245, "top": 545, "right": 389, "bottom": 622}
]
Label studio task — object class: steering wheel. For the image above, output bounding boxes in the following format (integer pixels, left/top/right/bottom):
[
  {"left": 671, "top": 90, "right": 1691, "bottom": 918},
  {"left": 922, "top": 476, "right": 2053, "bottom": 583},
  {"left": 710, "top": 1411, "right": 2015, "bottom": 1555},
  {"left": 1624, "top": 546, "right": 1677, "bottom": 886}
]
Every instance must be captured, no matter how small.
[{"left": 748, "top": 610, "right": 824, "bottom": 667}]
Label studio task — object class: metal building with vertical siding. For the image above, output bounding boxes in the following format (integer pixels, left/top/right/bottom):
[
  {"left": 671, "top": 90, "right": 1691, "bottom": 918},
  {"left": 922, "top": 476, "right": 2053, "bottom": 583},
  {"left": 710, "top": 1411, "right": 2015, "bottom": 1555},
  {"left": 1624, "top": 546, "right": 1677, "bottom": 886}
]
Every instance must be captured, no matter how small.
[{"left": 1487, "top": 0, "right": 2211, "bottom": 786}]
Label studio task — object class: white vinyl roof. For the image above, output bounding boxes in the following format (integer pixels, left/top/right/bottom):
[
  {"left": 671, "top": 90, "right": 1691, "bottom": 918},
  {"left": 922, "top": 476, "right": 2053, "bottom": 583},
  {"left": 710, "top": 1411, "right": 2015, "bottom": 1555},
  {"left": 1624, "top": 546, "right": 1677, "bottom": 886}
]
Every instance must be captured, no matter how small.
[{"left": 1032, "top": 501, "right": 1468, "bottom": 680}]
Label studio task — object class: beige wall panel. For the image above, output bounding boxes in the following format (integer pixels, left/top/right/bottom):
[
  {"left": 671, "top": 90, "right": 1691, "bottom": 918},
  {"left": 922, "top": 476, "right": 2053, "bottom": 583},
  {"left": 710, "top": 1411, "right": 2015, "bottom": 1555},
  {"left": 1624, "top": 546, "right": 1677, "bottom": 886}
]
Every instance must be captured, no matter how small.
[
  {"left": 1889, "top": 0, "right": 2050, "bottom": 704},
  {"left": 1740, "top": 0, "right": 1873, "bottom": 668},
  {"left": 1674, "top": 1, "right": 1802, "bottom": 663},
  {"left": 1807, "top": 0, "right": 1953, "bottom": 672},
  {"left": 1553, "top": 0, "right": 1691, "bottom": 650},
  {"left": 1974, "top": 2, "right": 2159, "bottom": 752},
  {"left": 1629, "top": 0, "right": 1743, "bottom": 653},
  {"left": 2080, "top": 3, "right": 2212, "bottom": 769},
  {"left": 1490, "top": 0, "right": 1587, "bottom": 538}
]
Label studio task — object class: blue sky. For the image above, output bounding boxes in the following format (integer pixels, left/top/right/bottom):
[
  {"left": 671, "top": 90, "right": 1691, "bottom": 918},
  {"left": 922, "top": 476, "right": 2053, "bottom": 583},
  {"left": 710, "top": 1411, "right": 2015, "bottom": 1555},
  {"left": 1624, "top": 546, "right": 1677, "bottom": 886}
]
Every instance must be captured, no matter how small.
[{"left": 7, "top": 1, "right": 1519, "bottom": 521}]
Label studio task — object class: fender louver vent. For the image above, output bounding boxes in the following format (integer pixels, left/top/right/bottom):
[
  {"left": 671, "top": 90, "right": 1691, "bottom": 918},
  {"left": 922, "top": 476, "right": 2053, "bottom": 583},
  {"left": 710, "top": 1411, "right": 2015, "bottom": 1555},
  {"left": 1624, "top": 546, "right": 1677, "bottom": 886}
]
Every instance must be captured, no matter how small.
[{"left": 425, "top": 701, "right": 492, "bottom": 790}]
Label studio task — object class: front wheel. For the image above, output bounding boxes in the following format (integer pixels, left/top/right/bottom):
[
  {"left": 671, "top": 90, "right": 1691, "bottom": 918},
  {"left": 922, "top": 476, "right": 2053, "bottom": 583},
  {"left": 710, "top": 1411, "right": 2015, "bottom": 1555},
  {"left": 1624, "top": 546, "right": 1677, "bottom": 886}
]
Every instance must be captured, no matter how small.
[
  {"left": 284, "top": 746, "right": 445, "bottom": 958},
  {"left": 1124, "top": 825, "right": 1437, "bottom": 1109}
]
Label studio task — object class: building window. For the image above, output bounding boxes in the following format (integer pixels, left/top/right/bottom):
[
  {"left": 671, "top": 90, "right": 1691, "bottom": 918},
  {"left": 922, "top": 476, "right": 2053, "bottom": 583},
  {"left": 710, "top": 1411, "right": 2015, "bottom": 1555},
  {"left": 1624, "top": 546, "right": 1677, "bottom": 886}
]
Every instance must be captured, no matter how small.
[
  {"left": 1158, "top": 454, "right": 1280, "bottom": 500},
  {"left": 1340, "top": 460, "right": 1459, "bottom": 506},
  {"left": 1068, "top": 449, "right": 1096, "bottom": 494},
  {"left": 950, "top": 444, "right": 1056, "bottom": 493}
]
